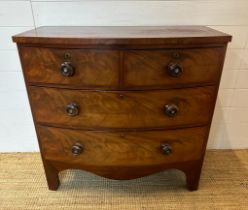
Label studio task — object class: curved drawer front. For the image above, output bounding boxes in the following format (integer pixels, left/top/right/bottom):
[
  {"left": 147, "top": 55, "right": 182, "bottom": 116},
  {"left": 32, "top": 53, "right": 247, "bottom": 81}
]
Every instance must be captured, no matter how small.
[
  {"left": 30, "top": 86, "right": 215, "bottom": 129},
  {"left": 124, "top": 48, "right": 223, "bottom": 89},
  {"left": 38, "top": 126, "right": 207, "bottom": 166},
  {"left": 21, "top": 47, "right": 119, "bottom": 88}
]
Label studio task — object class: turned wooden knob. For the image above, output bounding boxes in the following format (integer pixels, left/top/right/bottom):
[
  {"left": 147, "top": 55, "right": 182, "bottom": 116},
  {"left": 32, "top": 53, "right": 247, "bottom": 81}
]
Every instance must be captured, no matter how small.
[
  {"left": 167, "top": 63, "right": 183, "bottom": 77},
  {"left": 164, "top": 104, "right": 179, "bottom": 117},
  {"left": 66, "top": 103, "right": 79, "bottom": 116},
  {"left": 72, "top": 143, "right": 83, "bottom": 156},
  {"left": 161, "top": 143, "right": 172, "bottom": 155},
  {"left": 61, "top": 62, "right": 75, "bottom": 77}
]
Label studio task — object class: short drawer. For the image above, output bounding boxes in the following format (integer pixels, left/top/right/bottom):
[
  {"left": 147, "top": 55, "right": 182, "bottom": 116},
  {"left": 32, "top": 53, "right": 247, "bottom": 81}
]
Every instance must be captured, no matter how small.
[
  {"left": 20, "top": 47, "right": 119, "bottom": 89},
  {"left": 29, "top": 86, "right": 215, "bottom": 129},
  {"left": 38, "top": 126, "right": 207, "bottom": 166},
  {"left": 123, "top": 48, "right": 224, "bottom": 89}
]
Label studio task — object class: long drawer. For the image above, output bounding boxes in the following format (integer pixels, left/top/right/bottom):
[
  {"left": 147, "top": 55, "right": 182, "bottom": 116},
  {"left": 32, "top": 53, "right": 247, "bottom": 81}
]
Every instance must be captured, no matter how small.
[
  {"left": 29, "top": 86, "right": 215, "bottom": 129},
  {"left": 38, "top": 125, "right": 208, "bottom": 166}
]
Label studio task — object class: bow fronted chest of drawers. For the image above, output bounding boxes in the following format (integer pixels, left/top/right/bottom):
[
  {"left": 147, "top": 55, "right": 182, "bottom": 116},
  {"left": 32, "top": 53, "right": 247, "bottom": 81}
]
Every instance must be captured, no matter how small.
[{"left": 13, "top": 26, "right": 231, "bottom": 191}]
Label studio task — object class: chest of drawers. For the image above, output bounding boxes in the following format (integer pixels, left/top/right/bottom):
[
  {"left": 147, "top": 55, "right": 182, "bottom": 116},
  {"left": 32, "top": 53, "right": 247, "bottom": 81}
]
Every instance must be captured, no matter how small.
[{"left": 13, "top": 26, "right": 231, "bottom": 191}]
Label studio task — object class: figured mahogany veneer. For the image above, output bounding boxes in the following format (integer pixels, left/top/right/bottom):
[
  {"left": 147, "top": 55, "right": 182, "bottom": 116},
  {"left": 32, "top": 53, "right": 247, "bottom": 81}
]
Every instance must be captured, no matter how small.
[
  {"left": 13, "top": 26, "right": 231, "bottom": 191},
  {"left": 21, "top": 47, "right": 119, "bottom": 89},
  {"left": 124, "top": 48, "right": 223, "bottom": 89},
  {"left": 38, "top": 125, "right": 207, "bottom": 170},
  {"left": 29, "top": 86, "right": 215, "bottom": 130},
  {"left": 21, "top": 46, "right": 223, "bottom": 90}
]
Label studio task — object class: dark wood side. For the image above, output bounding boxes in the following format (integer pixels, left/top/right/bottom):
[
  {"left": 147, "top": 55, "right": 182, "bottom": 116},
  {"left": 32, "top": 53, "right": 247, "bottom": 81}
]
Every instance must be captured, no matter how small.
[
  {"left": 16, "top": 44, "right": 61, "bottom": 190},
  {"left": 187, "top": 45, "right": 229, "bottom": 191},
  {"left": 20, "top": 46, "right": 119, "bottom": 89},
  {"left": 29, "top": 86, "right": 216, "bottom": 130},
  {"left": 124, "top": 47, "right": 224, "bottom": 89}
]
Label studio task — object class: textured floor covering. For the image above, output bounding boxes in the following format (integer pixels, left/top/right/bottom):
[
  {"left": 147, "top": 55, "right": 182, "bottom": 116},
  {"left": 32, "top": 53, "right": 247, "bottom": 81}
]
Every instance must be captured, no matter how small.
[{"left": 0, "top": 150, "right": 248, "bottom": 210}]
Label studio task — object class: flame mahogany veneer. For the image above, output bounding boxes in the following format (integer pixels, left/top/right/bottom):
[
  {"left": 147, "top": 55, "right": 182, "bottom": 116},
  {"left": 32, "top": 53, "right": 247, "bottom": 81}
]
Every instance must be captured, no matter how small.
[{"left": 13, "top": 26, "right": 231, "bottom": 191}]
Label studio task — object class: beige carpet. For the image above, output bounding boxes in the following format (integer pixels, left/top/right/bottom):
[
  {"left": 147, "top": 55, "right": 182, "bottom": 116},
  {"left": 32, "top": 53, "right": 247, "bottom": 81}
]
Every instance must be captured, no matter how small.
[{"left": 0, "top": 150, "right": 248, "bottom": 210}]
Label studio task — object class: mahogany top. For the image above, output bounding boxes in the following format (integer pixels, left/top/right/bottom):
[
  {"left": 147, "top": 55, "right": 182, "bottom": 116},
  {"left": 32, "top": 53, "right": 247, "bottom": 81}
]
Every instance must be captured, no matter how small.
[{"left": 12, "top": 26, "right": 231, "bottom": 46}]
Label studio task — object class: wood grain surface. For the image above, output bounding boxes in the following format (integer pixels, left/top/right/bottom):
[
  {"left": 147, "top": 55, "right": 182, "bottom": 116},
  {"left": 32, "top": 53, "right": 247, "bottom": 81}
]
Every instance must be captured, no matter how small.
[
  {"left": 29, "top": 86, "right": 216, "bottom": 130},
  {"left": 20, "top": 47, "right": 119, "bottom": 89},
  {"left": 124, "top": 48, "right": 224, "bottom": 89},
  {"left": 38, "top": 125, "right": 207, "bottom": 166},
  {"left": 13, "top": 26, "right": 231, "bottom": 190}
]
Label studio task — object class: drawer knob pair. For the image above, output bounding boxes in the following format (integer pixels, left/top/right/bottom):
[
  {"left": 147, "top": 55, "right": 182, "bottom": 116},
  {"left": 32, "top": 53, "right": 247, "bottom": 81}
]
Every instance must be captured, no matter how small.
[
  {"left": 161, "top": 143, "right": 172, "bottom": 155},
  {"left": 61, "top": 62, "right": 75, "bottom": 77},
  {"left": 72, "top": 143, "right": 83, "bottom": 156},
  {"left": 61, "top": 62, "right": 182, "bottom": 78},
  {"left": 165, "top": 104, "right": 179, "bottom": 117},
  {"left": 167, "top": 63, "right": 183, "bottom": 77},
  {"left": 65, "top": 102, "right": 178, "bottom": 117},
  {"left": 72, "top": 143, "right": 172, "bottom": 156}
]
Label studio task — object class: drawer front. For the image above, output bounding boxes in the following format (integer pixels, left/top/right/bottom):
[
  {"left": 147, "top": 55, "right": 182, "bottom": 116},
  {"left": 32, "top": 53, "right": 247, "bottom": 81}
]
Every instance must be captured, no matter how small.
[
  {"left": 20, "top": 47, "right": 119, "bottom": 88},
  {"left": 30, "top": 86, "right": 215, "bottom": 129},
  {"left": 124, "top": 48, "right": 223, "bottom": 89},
  {"left": 38, "top": 126, "right": 207, "bottom": 166}
]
